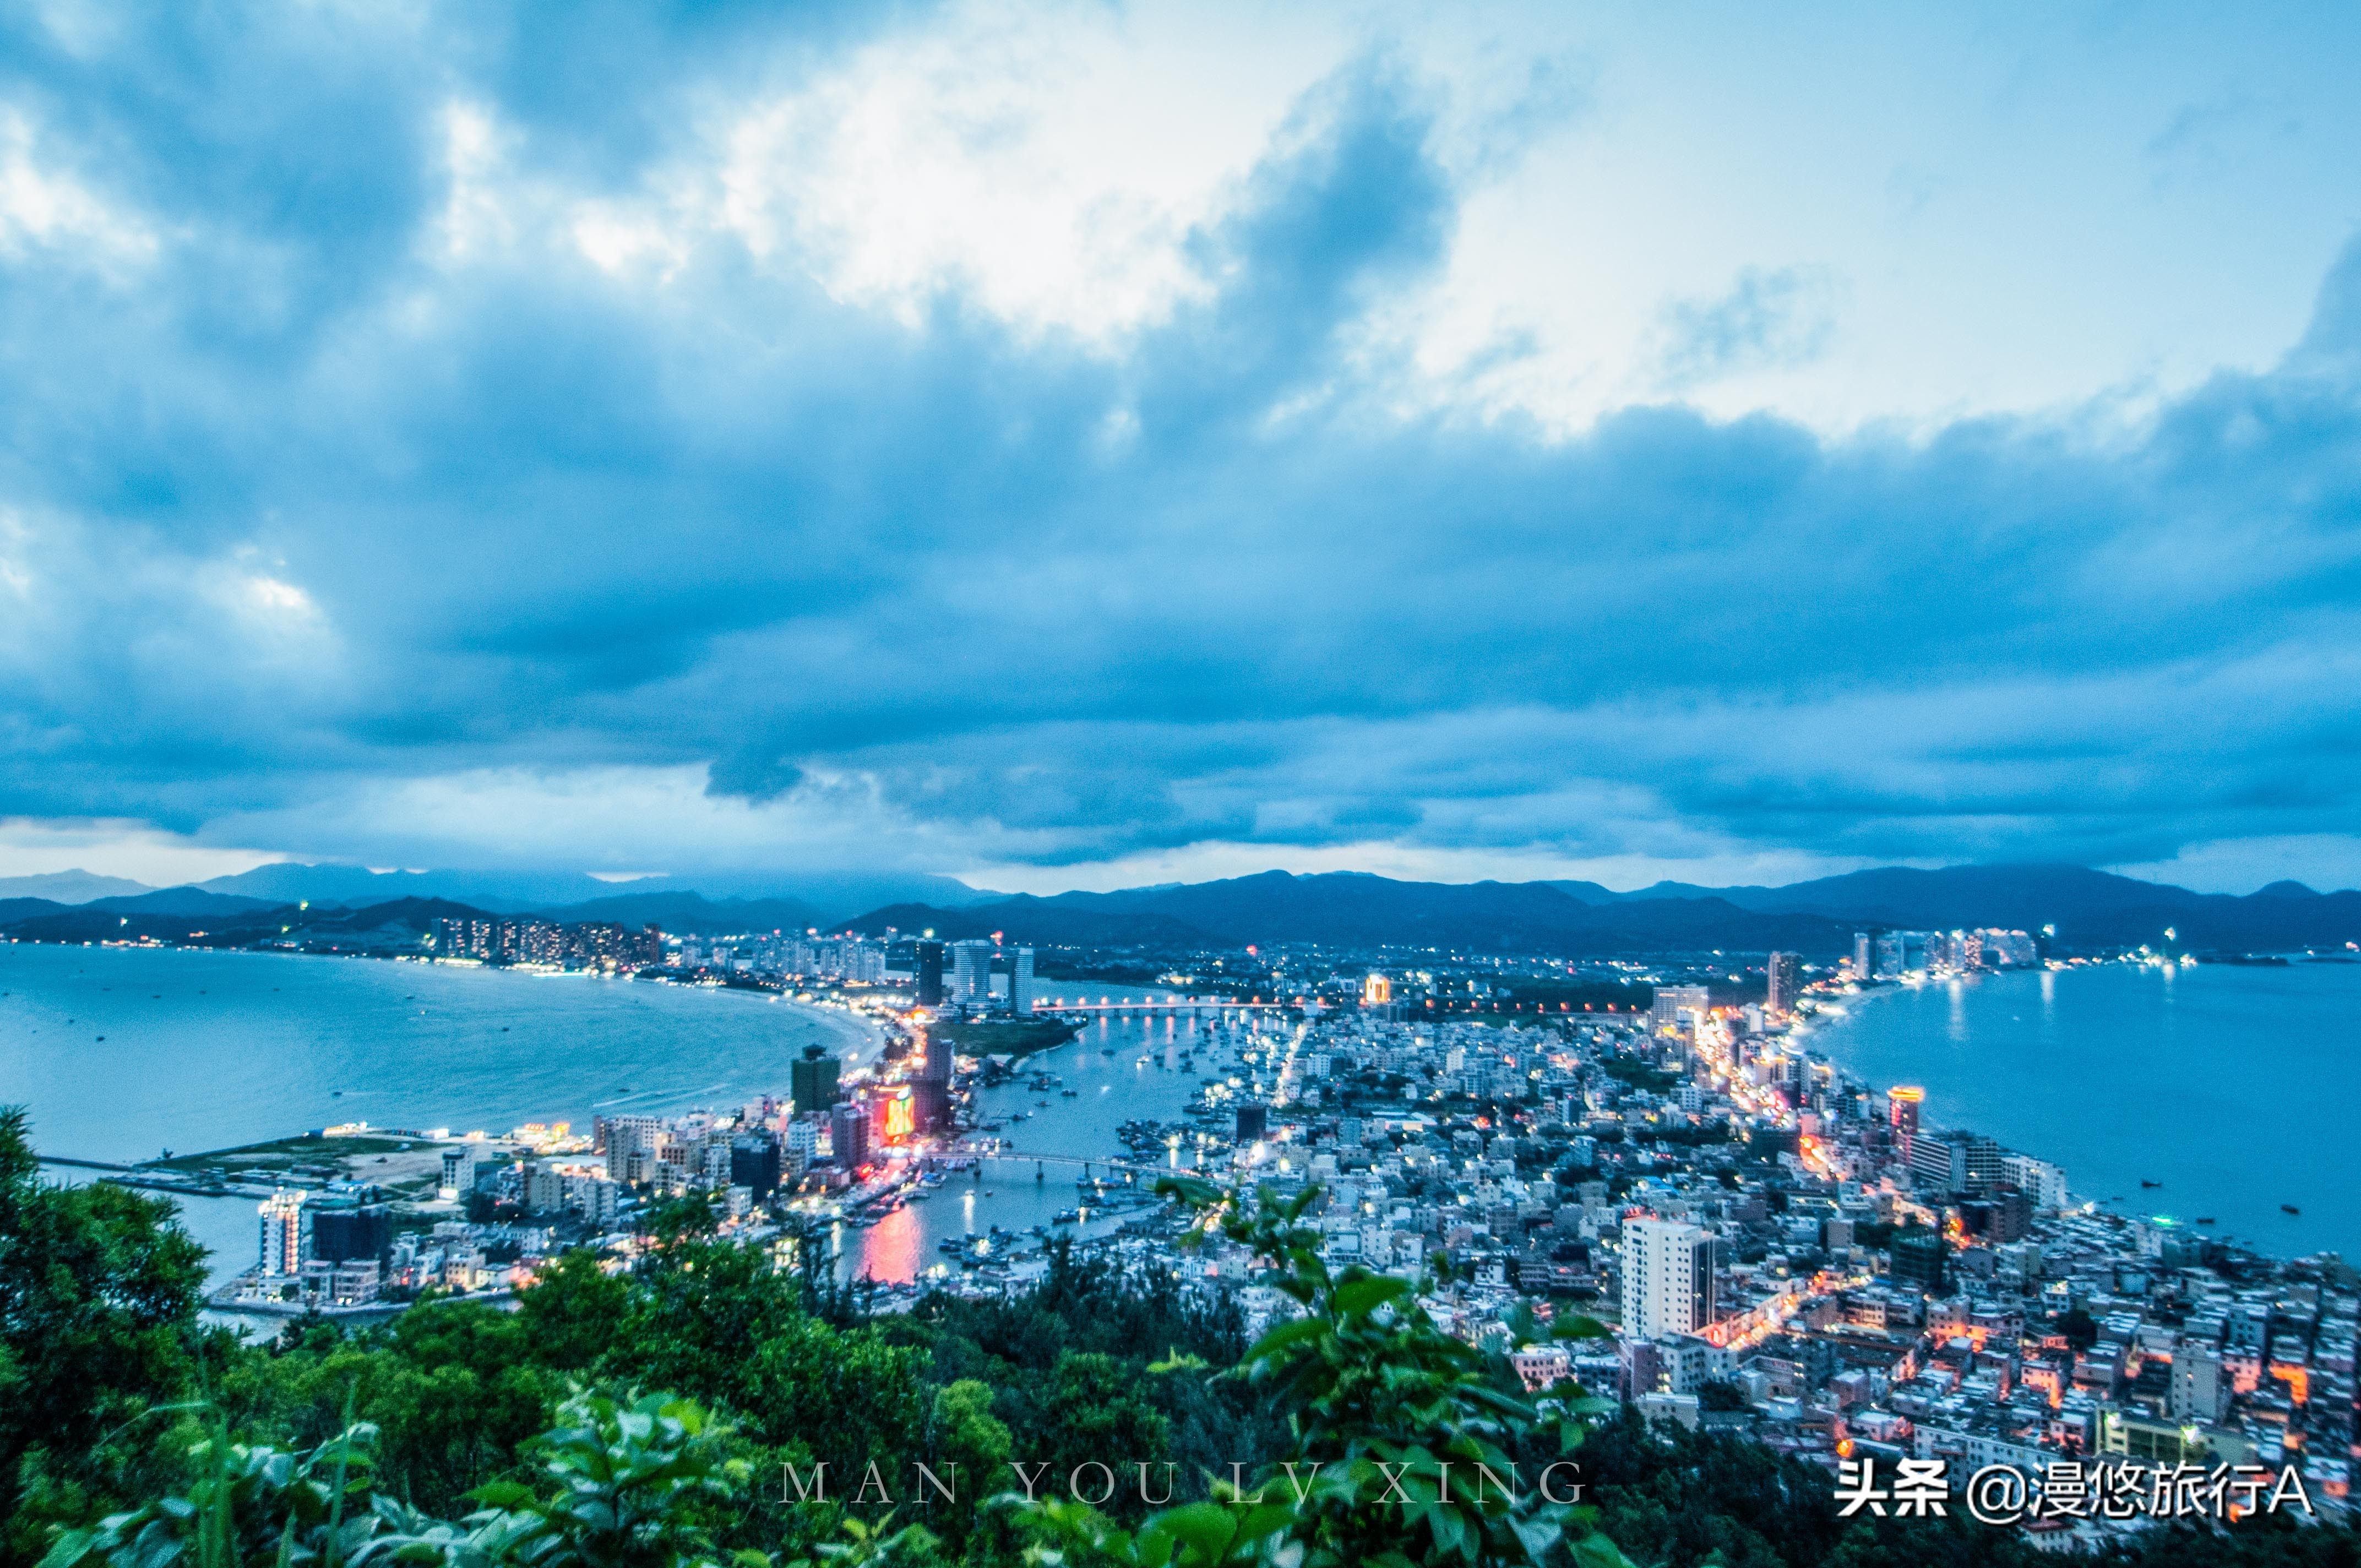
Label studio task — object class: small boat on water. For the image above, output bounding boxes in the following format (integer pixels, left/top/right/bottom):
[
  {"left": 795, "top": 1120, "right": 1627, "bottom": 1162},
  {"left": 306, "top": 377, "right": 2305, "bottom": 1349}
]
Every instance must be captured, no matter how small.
[
  {"left": 2140, "top": 1179, "right": 2162, "bottom": 1189},
  {"left": 2282, "top": 1204, "right": 2302, "bottom": 1216},
  {"left": 2196, "top": 1217, "right": 2215, "bottom": 1225}
]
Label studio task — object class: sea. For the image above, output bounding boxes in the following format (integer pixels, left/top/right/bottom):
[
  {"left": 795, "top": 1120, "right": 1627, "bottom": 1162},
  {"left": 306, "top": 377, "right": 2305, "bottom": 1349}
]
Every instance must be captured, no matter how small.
[
  {"left": 0, "top": 942, "right": 1242, "bottom": 1292},
  {"left": 1794, "top": 959, "right": 2361, "bottom": 1264}
]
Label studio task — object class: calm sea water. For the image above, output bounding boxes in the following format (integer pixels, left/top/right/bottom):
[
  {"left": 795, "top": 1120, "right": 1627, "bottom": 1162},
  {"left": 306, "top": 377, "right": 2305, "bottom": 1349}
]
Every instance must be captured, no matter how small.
[
  {"left": 0, "top": 943, "right": 1254, "bottom": 1287},
  {"left": 1796, "top": 961, "right": 2361, "bottom": 1262},
  {"left": 0, "top": 944, "right": 874, "bottom": 1281}
]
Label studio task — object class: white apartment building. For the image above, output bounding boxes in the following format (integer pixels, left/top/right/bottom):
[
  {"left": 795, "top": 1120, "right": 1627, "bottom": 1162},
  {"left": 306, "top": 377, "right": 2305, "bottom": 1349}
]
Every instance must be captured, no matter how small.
[{"left": 1620, "top": 1217, "right": 1716, "bottom": 1340}]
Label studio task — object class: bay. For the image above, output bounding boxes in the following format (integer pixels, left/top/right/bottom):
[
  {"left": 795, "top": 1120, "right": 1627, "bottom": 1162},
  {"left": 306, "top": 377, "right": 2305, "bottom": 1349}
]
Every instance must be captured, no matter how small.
[
  {"left": 0, "top": 943, "right": 1255, "bottom": 1288},
  {"left": 1794, "top": 960, "right": 2361, "bottom": 1262},
  {"left": 0, "top": 943, "right": 874, "bottom": 1283}
]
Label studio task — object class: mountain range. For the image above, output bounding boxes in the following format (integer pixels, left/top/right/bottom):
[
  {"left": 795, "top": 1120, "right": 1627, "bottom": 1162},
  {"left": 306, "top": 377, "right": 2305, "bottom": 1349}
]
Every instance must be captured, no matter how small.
[
  {"left": 3, "top": 862, "right": 2357, "bottom": 957},
  {"left": 843, "top": 864, "right": 2361, "bottom": 956},
  {"left": 0, "top": 863, "right": 991, "bottom": 916}
]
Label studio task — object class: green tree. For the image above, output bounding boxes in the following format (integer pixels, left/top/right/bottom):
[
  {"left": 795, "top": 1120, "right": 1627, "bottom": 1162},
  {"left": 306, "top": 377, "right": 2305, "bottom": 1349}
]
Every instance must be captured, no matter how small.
[
  {"left": 0, "top": 1106, "right": 210, "bottom": 1549},
  {"left": 1005, "top": 1178, "right": 1633, "bottom": 1568},
  {"left": 516, "top": 1253, "right": 632, "bottom": 1374},
  {"left": 39, "top": 1389, "right": 763, "bottom": 1568},
  {"left": 925, "top": 1380, "right": 1011, "bottom": 1555}
]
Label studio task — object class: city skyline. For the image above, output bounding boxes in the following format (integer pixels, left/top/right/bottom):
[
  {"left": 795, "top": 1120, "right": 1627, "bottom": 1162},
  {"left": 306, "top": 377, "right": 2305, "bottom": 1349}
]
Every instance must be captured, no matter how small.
[{"left": 6, "top": 5, "right": 2361, "bottom": 896}]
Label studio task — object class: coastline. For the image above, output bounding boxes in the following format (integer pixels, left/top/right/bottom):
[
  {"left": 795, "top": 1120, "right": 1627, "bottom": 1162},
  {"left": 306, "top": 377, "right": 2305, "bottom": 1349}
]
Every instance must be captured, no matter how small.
[{"left": 1792, "top": 961, "right": 2357, "bottom": 1262}]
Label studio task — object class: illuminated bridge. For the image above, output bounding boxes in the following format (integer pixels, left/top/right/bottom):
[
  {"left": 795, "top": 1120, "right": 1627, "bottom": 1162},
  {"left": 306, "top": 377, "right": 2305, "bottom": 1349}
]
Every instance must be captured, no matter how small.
[
  {"left": 914, "top": 1149, "right": 1205, "bottom": 1181},
  {"left": 1028, "top": 997, "right": 1301, "bottom": 1016}
]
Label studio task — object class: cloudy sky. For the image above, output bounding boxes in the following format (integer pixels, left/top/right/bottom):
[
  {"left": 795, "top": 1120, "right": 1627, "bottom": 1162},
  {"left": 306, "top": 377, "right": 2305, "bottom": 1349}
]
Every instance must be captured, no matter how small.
[{"left": 3, "top": 1, "right": 2359, "bottom": 896}]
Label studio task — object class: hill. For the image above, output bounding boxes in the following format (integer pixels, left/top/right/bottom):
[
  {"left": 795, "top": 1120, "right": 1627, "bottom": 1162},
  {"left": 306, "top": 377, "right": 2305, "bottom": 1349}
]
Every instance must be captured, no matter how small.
[
  {"left": 526, "top": 890, "right": 830, "bottom": 934},
  {"left": 862, "top": 864, "right": 2361, "bottom": 956},
  {"left": 840, "top": 900, "right": 1220, "bottom": 948},
  {"left": 0, "top": 870, "right": 153, "bottom": 903},
  {"left": 843, "top": 872, "right": 1855, "bottom": 956}
]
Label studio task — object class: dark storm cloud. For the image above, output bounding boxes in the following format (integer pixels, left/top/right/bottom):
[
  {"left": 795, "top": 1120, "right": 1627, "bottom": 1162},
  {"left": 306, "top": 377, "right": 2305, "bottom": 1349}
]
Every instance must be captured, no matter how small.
[{"left": 2, "top": 4, "right": 2360, "bottom": 876}]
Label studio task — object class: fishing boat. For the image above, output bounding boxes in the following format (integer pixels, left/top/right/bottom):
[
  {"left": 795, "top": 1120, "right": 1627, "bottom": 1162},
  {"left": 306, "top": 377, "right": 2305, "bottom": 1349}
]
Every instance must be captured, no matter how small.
[{"left": 2282, "top": 1204, "right": 2302, "bottom": 1216}]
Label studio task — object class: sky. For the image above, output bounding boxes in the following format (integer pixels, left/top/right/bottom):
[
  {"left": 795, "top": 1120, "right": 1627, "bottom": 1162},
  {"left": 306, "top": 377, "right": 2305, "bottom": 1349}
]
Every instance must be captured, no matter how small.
[{"left": 3, "top": 1, "right": 2360, "bottom": 897}]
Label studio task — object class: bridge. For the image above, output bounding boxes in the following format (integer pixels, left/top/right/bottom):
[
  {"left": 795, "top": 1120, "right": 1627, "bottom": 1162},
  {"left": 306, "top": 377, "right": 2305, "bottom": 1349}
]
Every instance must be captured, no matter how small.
[
  {"left": 915, "top": 1148, "right": 1209, "bottom": 1182},
  {"left": 1027, "top": 997, "right": 1301, "bottom": 1016}
]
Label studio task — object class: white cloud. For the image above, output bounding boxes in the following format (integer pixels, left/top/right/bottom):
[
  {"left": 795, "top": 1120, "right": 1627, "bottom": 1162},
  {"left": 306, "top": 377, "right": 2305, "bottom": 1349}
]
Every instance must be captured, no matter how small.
[
  {"left": 0, "top": 108, "right": 159, "bottom": 272},
  {"left": 716, "top": 0, "right": 1338, "bottom": 342},
  {"left": 0, "top": 817, "right": 280, "bottom": 886}
]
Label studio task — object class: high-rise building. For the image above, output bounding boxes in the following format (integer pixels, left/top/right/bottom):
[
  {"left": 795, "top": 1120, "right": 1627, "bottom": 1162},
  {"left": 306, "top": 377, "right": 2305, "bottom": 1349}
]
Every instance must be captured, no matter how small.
[
  {"left": 524, "top": 1164, "right": 567, "bottom": 1213},
  {"left": 438, "top": 1147, "right": 477, "bottom": 1202},
  {"left": 910, "top": 1077, "right": 951, "bottom": 1134},
  {"left": 730, "top": 1136, "right": 782, "bottom": 1200},
  {"left": 1007, "top": 946, "right": 1035, "bottom": 1015},
  {"left": 1886, "top": 1086, "right": 1923, "bottom": 1163},
  {"left": 829, "top": 1102, "right": 869, "bottom": 1170},
  {"left": 2170, "top": 1347, "right": 2226, "bottom": 1422},
  {"left": 1852, "top": 933, "right": 1874, "bottom": 980},
  {"left": 1889, "top": 1228, "right": 1947, "bottom": 1294},
  {"left": 915, "top": 940, "right": 944, "bottom": 1006},
  {"left": 312, "top": 1205, "right": 391, "bottom": 1266},
  {"left": 1235, "top": 1103, "right": 1268, "bottom": 1143},
  {"left": 1766, "top": 953, "right": 1802, "bottom": 1015},
  {"left": 1619, "top": 1217, "right": 1716, "bottom": 1340},
  {"left": 784, "top": 1117, "right": 820, "bottom": 1169},
  {"left": 949, "top": 939, "right": 994, "bottom": 1008},
  {"left": 2000, "top": 1152, "right": 2070, "bottom": 1210},
  {"left": 596, "top": 1114, "right": 663, "bottom": 1183},
  {"left": 1649, "top": 984, "right": 1710, "bottom": 1035},
  {"left": 258, "top": 1189, "right": 308, "bottom": 1277},
  {"left": 1914, "top": 1129, "right": 2006, "bottom": 1193},
  {"left": 790, "top": 1047, "right": 841, "bottom": 1115}
]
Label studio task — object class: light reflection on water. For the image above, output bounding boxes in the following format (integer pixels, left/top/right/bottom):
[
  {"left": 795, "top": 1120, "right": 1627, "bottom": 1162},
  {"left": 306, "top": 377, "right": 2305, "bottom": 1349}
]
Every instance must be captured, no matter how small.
[{"left": 844, "top": 1006, "right": 1257, "bottom": 1283}]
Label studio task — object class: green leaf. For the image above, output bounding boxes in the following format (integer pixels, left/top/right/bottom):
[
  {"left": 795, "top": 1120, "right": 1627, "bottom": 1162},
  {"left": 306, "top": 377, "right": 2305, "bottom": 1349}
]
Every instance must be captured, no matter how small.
[
  {"left": 1239, "top": 1317, "right": 1328, "bottom": 1364},
  {"left": 1333, "top": 1276, "right": 1412, "bottom": 1317}
]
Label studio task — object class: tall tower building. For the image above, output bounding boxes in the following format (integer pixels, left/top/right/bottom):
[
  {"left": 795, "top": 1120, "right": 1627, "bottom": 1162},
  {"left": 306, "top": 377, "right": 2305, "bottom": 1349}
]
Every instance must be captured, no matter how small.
[
  {"left": 258, "top": 1189, "right": 308, "bottom": 1277},
  {"left": 438, "top": 1147, "right": 477, "bottom": 1202},
  {"left": 1853, "top": 933, "right": 1874, "bottom": 979},
  {"left": 1006, "top": 946, "right": 1035, "bottom": 1015},
  {"left": 915, "top": 940, "right": 944, "bottom": 1007},
  {"left": 791, "top": 1047, "right": 841, "bottom": 1115},
  {"left": 829, "top": 1102, "right": 869, "bottom": 1171},
  {"left": 949, "top": 939, "right": 994, "bottom": 1008},
  {"left": 1886, "top": 1086, "right": 1923, "bottom": 1163},
  {"left": 1766, "top": 952, "right": 1802, "bottom": 1015},
  {"left": 1620, "top": 1217, "right": 1716, "bottom": 1340}
]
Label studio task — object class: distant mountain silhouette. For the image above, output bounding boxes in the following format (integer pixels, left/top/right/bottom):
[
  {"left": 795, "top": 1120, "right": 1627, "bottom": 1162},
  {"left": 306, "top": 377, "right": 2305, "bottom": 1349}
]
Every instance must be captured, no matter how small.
[
  {"left": 0, "top": 870, "right": 153, "bottom": 904},
  {"left": 844, "top": 872, "right": 1852, "bottom": 955},
  {"left": 526, "top": 890, "right": 830, "bottom": 934},
  {"left": 86, "top": 889, "right": 284, "bottom": 916},
  {"left": 9, "top": 862, "right": 2359, "bottom": 957},
  {"left": 190, "top": 862, "right": 995, "bottom": 915},
  {"left": 841, "top": 900, "right": 1219, "bottom": 949},
  {"left": 845, "top": 864, "right": 2361, "bottom": 955}
]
